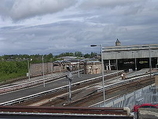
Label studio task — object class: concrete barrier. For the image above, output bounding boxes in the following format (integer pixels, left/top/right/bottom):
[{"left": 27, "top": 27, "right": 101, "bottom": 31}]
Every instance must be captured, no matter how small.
[{"left": 138, "top": 108, "right": 158, "bottom": 119}]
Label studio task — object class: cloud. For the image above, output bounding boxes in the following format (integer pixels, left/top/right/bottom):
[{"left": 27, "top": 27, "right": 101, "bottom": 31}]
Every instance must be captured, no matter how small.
[
  {"left": 79, "top": 0, "right": 146, "bottom": 9},
  {"left": 0, "top": 0, "right": 14, "bottom": 18},
  {"left": 0, "top": 0, "right": 77, "bottom": 21},
  {"left": 0, "top": 0, "right": 158, "bottom": 55},
  {"left": 0, "top": 20, "right": 107, "bottom": 55}
]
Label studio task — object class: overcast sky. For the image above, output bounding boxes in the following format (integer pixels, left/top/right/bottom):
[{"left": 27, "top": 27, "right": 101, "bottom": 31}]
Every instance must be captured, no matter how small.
[{"left": 0, "top": 0, "right": 158, "bottom": 55}]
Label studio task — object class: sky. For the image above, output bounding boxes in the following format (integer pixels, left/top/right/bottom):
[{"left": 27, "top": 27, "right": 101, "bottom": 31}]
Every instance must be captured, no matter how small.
[{"left": 0, "top": 0, "right": 158, "bottom": 55}]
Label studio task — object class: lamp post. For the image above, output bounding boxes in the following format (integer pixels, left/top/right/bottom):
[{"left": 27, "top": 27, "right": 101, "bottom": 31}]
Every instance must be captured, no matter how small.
[
  {"left": 42, "top": 55, "right": 45, "bottom": 87},
  {"left": 78, "top": 59, "right": 80, "bottom": 77},
  {"left": 142, "top": 45, "right": 152, "bottom": 78},
  {"left": 115, "top": 52, "right": 119, "bottom": 77},
  {"left": 51, "top": 58, "right": 53, "bottom": 77},
  {"left": 66, "top": 65, "right": 73, "bottom": 102},
  {"left": 27, "top": 59, "right": 30, "bottom": 81},
  {"left": 134, "top": 53, "right": 137, "bottom": 71},
  {"left": 91, "top": 44, "right": 106, "bottom": 106},
  {"left": 27, "top": 58, "right": 32, "bottom": 81},
  {"left": 149, "top": 45, "right": 152, "bottom": 78}
]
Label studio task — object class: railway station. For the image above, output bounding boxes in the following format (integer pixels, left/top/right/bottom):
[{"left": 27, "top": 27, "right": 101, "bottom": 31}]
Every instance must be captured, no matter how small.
[
  {"left": 0, "top": 41, "right": 158, "bottom": 119},
  {"left": 103, "top": 40, "right": 158, "bottom": 71},
  {"left": 0, "top": 68, "right": 157, "bottom": 118}
]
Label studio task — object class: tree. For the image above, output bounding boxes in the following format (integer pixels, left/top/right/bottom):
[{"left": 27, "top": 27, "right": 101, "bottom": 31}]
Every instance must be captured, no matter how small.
[
  {"left": 90, "top": 52, "right": 97, "bottom": 58},
  {"left": 84, "top": 53, "right": 91, "bottom": 58},
  {"left": 44, "top": 53, "right": 53, "bottom": 62},
  {"left": 74, "top": 51, "right": 83, "bottom": 57}
]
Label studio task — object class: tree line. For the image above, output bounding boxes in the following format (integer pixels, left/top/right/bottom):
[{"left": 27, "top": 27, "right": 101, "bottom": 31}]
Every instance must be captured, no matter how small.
[
  {"left": 0, "top": 52, "right": 98, "bottom": 63},
  {"left": 0, "top": 52, "right": 98, "bottom": 82}
]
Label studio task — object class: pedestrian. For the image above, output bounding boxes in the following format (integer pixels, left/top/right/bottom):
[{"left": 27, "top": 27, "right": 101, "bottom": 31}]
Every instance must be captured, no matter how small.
[{"left": 121, "top": 73, "right": 126, "bottom": 80}]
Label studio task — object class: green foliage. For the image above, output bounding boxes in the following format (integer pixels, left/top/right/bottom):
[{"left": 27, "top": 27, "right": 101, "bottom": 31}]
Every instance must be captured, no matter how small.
[
  {"left": 90, "top": 52, "right": 97, "bottom": 57},
  {"left": 57, "top": 52, "right": 74, "bottom": 57},
  {"left": 74, "top": 51, "right": 83, "bottom": 57},
  {"left": 84, "top": 53, "right": 91, "bottom": 58},
  {"left": 0, "top": 61, "right": 27, "bottom": 82},
  {"left": 0, "top": 52, "right": 98, "bottom": 82},
  {"left": 84, "top": 52, "right": 97, "bottom": 58}
]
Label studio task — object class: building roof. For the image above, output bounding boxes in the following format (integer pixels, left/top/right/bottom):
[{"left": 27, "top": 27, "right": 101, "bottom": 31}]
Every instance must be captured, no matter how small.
[
  {"left": 103, "top": 44, "right": 158, "bottom": 52},
  {"left": 116, "top": 39, "right": 121, "bottom": 43}
]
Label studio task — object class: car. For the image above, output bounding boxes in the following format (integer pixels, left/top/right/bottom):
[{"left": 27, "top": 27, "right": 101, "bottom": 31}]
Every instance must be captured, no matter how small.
[
  {"left": 154, "top": 104, "right": 158, "bottom": 107},
  {"left": 133, "top": 103, "right": 158, "bottom": 112}
]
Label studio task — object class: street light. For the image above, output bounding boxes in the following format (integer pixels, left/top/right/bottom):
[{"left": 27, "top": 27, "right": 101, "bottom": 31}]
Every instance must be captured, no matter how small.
[
  {"left": 27, "top": 58, "right": 32, "bottom": 81},
  {"left": 90, "top": 44, "right": 106, "bottom": 106},
  {"left": 51, "top": 58, "right": 53, "bottom": 77},
  {"left": 115, "top": 52, "right": 120, "bottom": 77},
  {"left": 149, "top": 45, "right": 152, "bottom": 79},
  {"left": 78, "top": 59, "right": 80, "bottom": 78},
  {"left": 42, "top": 55, "right": 45, "bottom": 87},
  {"left": 142, "top": 45, "right": 152, "bottom": 78},
  {"left": 66, "top": 65, "right": 73, "bottom": 102},
  {"left": 134, "top": 52, "right": 137, "bottom": 71}
]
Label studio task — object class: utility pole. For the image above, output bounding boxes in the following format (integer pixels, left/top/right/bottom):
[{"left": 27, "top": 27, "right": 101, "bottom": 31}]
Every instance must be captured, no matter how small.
[
  {"left": 91, "top": 44, "right": 106, "bottom": 106},
  {"left": 78, "top": 59, "right": 80, "bottom": 78},
  {"left": 149, "top": 45, "right": 152, "bottom": 79},
  {"left": 27, "top": 58, "right": 32, "bottom": 81},
  {"left": 42, "top": 55, "right": 45, "bottom": 87},
  {"left": 66, "top": 65, "right": 73, "bottom": 102}
]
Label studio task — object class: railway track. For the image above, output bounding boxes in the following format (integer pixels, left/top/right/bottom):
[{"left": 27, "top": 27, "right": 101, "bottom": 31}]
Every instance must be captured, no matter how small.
[
  {"left": 0, "top": 71, "right": 123, "bottom": 106},
  {"left": 65, "top": 75, "right": 155, "bottom": 107},
  {"left": 0, "top": 70, "right": 84, "bottom": 94},
  {"left": 9, "top": 72, "right": 155, "bottom": 107}
]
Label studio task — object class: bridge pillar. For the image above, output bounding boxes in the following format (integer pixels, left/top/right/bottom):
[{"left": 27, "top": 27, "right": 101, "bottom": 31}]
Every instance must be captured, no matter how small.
[
  {"left": 108, "top": 60, "right": 111, "bottom": 70},
  {"left": 154, "top": 74, "right": 158, "bottom": 87}
]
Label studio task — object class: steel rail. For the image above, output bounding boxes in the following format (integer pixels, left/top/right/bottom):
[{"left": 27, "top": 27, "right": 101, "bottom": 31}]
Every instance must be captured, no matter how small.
[
  {"left": 90, "top": 77, "right": 155, "bottom": 107},
  {"left": 0, "top": 71, "right": 152, "bottom": 106},
  {"left": 0, "top": 70, "right": 84, "bottom": 93},
  {"left": 64, "top": 75, "right": 154, "bottom": 107},
  {"left": 101, "top": 73, "right": 154, "bottom": 91},
  {"left": 0, "top": 71, "right": 122, "bottom": 106}
]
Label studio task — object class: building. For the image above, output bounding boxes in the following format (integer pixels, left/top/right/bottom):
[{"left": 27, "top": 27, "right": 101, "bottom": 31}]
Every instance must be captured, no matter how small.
[
  {"left": 115, "top": 39, "right": 121, "bottom": 46},
  {"left": 84, "top": 61, "right": 101, "bottom": 74},
  {"left": 102, "top": 41, "right": 158, "bottom": 71}
]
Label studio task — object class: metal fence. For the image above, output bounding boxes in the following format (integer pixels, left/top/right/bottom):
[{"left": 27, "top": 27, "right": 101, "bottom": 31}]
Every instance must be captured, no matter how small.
[{"left": 94, "top": 85, "right": 158, "bottom": 110}]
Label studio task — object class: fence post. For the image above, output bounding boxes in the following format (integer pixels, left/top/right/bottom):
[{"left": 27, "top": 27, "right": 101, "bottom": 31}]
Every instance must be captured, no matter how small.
[{"left": 134, "top": 91, "right": 136, "bottom": 105}]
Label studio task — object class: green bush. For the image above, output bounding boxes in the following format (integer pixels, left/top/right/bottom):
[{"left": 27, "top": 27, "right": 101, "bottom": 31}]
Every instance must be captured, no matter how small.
[{"left": 0, "top": 61, "right": 27, "bottom": 82}]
